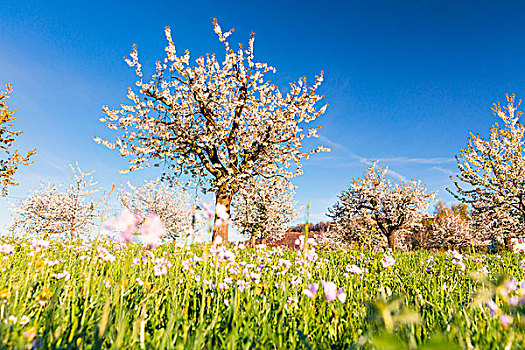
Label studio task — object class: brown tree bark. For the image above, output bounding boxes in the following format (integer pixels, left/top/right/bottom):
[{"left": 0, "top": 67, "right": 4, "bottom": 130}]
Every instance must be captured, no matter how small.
[
  {"left": 212, "top": 184, "right": 235, "bottom": 243},
  {"left": 504, "top": 236, "right": 514, "bottom": 251},
  {"left": 387, "top": 233, "right": 396, "bottom": 250}
]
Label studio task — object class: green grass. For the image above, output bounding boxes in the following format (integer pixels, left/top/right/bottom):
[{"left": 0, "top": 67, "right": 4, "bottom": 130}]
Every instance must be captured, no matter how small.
[{"left": 0, "top": 236, "right": 524, "bottom": 349}]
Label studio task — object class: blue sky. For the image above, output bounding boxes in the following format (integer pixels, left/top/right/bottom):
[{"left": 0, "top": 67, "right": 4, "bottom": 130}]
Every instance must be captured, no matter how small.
[{"left": 1, "top": 0, "right": 525, "bottom": 238}]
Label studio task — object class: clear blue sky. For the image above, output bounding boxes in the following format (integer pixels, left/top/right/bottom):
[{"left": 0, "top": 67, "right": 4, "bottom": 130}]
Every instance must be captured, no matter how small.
[{"left": 1, "top": 0, "right": 525, "bottom": 236}]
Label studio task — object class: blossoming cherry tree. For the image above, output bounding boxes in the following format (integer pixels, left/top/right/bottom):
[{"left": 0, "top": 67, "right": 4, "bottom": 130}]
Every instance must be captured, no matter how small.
[
  {"left": 329, "top": 163, "right": 435, "bottom": 250},
  {"left": 449, "top": 95, "right": 525, "bottom": 250},
  {"left": 95, "top": 19, "right": 330, "bottom": 242}
]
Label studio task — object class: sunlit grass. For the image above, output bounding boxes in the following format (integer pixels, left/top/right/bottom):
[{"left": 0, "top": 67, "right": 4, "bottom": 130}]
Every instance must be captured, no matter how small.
[{"left": 0, "top": 236, "right": 523, "bottom": 349}]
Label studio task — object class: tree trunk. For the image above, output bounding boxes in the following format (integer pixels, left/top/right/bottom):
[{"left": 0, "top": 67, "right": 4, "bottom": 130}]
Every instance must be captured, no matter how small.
[
  {"left": 387, "top": 233, "right": 396, "bottom": 251},
  {"left": 504, "top": 236, "right": 514, "bottom": 252},
  {"left": 212, "top": 184, "right": 234, "bottom": 244}
]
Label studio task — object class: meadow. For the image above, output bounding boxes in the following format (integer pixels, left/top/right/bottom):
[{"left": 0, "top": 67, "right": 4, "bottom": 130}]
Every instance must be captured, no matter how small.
[{"left": 0, "top": 232, "right": 524, "bottom": 349}]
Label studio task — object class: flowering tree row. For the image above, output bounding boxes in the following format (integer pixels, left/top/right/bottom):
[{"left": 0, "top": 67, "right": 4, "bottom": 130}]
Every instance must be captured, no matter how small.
[
  {"left": 11, "top": 167, "right": 295, "bottom": 245},
  {"left": 10, "top": 168, "right": 198, "bottom": 242},
  {"left": 7, "top": 20, "right": 525, "bottom": 251},
  {"left": 327, "top": 95, "right": 525, "bottom": 252}
]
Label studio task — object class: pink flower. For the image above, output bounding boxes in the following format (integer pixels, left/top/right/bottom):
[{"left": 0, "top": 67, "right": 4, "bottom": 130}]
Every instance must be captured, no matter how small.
[
  {"left": 154, "top": 263, "right": 168, "bottom": 276},
  {"left": 53, "top": 270, "right": 71, "bottom": 281},
  {"left": 97, "top": 247, "right": 116, "bottom": 262},
  {"left": 381, "top": 255, "right": 396, "bottom": 269},
  {"left": 337, "top": 288, "right": 347, "bottom": 303},
  {"left": 106, "top": 208, "right": 138, "bottom": 234},
  {"left": 140, "top": 214, "right": 166, "bottom": 249},
  {"left": 487, "top": 299, "right": 500, "bottom": 316},
  {"left": 153, "top": 257, "right": 172, "bottom": 276},
  {"left": 500, "top": 314, "right": 513, "bottom": 328},
  {"left": 294, "top": 235, "right": 317, "bottom": 249},
  {"left": 346, "top": 264, "right": 364, "bottom": 274},
  {"left": 236, "top": 279, "right": 250, "bottom": 292},
  {"left": 307, "top": 237, "right": 317, "bottom": 247},
  {"left": 322, "top": 281, "right": 338, "bottom": 301},
  {"left": 295, "top": 235, "right": 305, "bottom": 249},
  {"left": 119, "top": 230, "right": 134, "bottom": 243},
  {"left": 23, "top": 328, "right": 36, "bottom": 339},
  {"left": 202, "top": 202, "right": 214, "bottom": 219},
  {"left": 303, "top": 283, "right": 318, "bottom": 299},
  {"left": 0, "top": 244, "right": 15, "bottom": 255},
  {"left": 249, "top": 272, "right": 261, "bottom": 283},
  {"left": 287, "top": 296, "right": 298, "bottom": 304},
  {"left": 321, "top": 281, "right": 346, "bottom": 303},
  {"left": 447, "top": 249, "right": 463, "bottom": 261},
  {"left": 30, "top": 239, "right": 50, "bottom": 253},
  {"left": 219, "top": 249, "right": 235, "bottom": 261}
]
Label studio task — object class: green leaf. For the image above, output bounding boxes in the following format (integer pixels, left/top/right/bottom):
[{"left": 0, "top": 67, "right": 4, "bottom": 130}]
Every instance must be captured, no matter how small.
[
  {"left": 420, "top": 334, "right": 461, "bottom": 350},
  {"left": 370, "top": 333, "right": 407, "bottom": 350}
]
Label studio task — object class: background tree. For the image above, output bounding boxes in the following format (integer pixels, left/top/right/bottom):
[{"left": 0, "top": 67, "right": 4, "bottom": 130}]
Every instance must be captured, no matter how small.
[
  {"left": 449, "top": 95, "right": 525, "bottom": 250},
  {"left": 327, "top": 214, "right": 388, "bottom": 250},
  {"left": 95, "top": 20, "right": 329, "bottom": 242},
  {"left": 328, "top": 163, "right": 435, "bottom": 250},
  {"left": 11, "top": 165, "right": 103, "bottom": 238},
  {"left": 119, "top": 180, "right": 193, "bottom": 240},
  {"left": 0, "top": 83, "right": 36, "bottom": 196},
  {"left": 231, "top": 176, "right": 299, "bottom": 245},
  {"left": 470, "top": 201, "right": 522, "bottom": 251},
  {"left": 289, "top": 222, "right": 330, "bottom": 233},
  {"left": 424, "top": 201, "right": 479, "bottom": 250}
]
